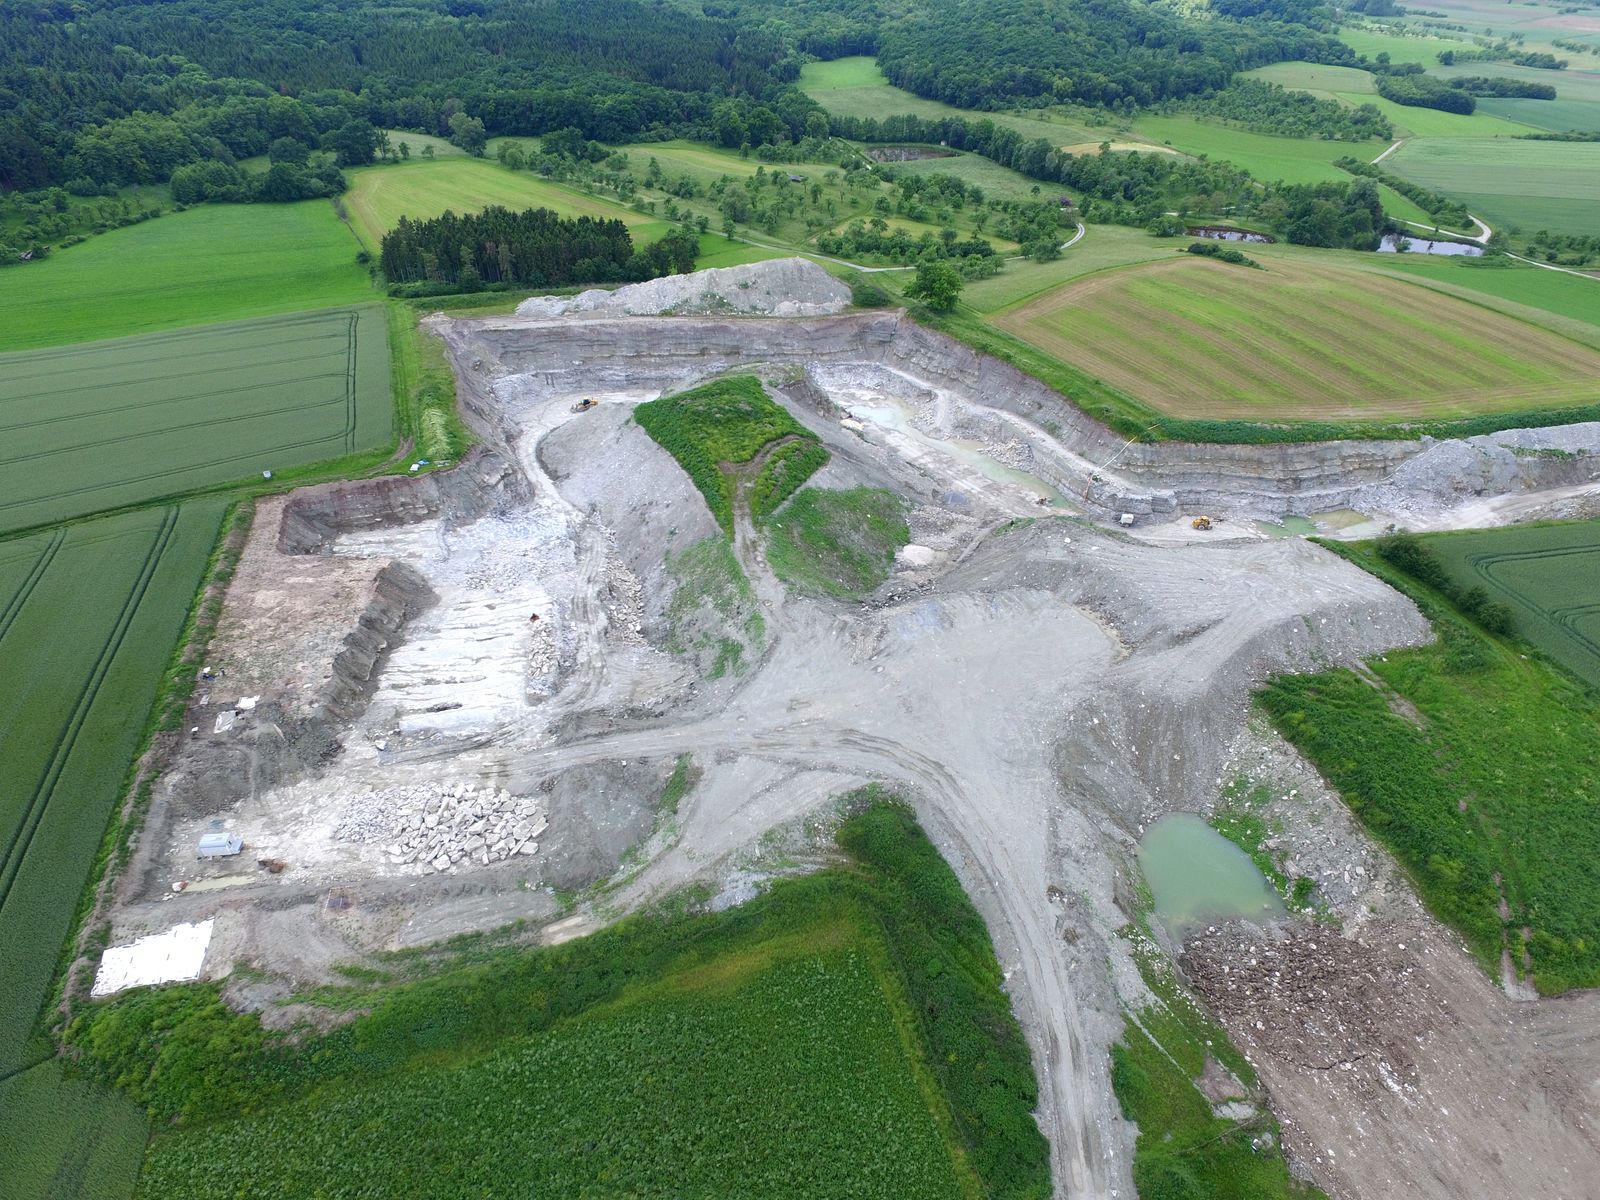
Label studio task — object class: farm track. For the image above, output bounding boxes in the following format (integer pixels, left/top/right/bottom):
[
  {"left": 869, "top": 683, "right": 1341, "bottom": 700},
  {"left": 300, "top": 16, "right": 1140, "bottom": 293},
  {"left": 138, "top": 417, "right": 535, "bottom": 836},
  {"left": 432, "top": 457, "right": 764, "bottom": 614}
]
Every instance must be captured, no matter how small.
[
  {"left": 0, "top": 508, "right": 177, "bottom": 916},
  {"left": 0, "top": 530, "right": 65, "bottom": 649}
]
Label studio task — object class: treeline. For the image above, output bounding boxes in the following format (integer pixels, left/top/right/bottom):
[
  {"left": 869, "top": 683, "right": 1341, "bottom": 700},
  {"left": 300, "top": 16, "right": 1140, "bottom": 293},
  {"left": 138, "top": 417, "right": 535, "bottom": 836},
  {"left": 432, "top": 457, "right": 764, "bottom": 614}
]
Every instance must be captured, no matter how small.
[
  {"left": 1448, "top": 76, "right": 1557, "bottom": 100},
  {"left": 1438, "top": 47, "right": 1566, "bottom": 70},
  {"left": 1334, "top": 157, "right": 1471, "bottom": 226},
  {"left": 377, "top": 205, "right": 698, "bottom": 289},
  {"left": 1523, "top": 230, "right": 1600, "bottom": 267},
  {"left": 1181, "top": 78, "right": 1392, "bottom": 141},
  {"left": 1376, "top": 536, "right": 1515, "bottom": 634},
  {"left": 1375, "top": 71, "right": 1478, "bottom": 114},
  {"left": 815, "top": 221, "right": 998, "bottom": 272}
]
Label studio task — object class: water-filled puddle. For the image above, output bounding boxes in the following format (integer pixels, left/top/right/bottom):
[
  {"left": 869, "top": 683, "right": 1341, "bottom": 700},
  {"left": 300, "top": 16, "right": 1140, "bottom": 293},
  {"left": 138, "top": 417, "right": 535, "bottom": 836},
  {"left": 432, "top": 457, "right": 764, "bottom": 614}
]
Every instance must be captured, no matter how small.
[
  {"left": 1378, "top": 234, "right": 1482, "bottom": 257},
  {"left": 1254, "top": 515, "right": 1319, "bottom": 538},
  {"left": 1138, "top": 813, "right": 1283, "bottom": 938}
]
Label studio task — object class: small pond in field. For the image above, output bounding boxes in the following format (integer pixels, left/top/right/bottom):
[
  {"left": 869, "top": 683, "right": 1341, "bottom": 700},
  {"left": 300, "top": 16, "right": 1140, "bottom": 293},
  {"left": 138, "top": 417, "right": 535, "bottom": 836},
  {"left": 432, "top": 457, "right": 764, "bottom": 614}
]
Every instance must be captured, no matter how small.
[
  {"left": 1254, "top": 515, "right": 1320, "bottom": 539},
  {"left": 1187, "top": 225, "right": 1273, "bottom": 243},
  {"left": 1378, "top": 234, "right": 1482, "bottom": 257},
  {"left": 1138, "top": 813, "right": 1283, "bottom": 938}
]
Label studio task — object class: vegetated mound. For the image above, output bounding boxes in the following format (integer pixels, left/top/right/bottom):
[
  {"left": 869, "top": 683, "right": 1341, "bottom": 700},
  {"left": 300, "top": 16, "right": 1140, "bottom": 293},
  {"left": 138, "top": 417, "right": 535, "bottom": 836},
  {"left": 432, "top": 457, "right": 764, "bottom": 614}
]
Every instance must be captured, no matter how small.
[
  {"left": 992, "top": 255, "right": 1600, "bottom": 423},
  {"left": 70, "top": 801, "right": 1048, "bottom": 1200},
  {"left": 766, "top": 487, "right": 911, "bottom": 599},
  {"left": 515, "top": 257, "right": 851, "bottom": 318},
  {"left": 633, "top": 375, "right": 828, "bottom": 533}
]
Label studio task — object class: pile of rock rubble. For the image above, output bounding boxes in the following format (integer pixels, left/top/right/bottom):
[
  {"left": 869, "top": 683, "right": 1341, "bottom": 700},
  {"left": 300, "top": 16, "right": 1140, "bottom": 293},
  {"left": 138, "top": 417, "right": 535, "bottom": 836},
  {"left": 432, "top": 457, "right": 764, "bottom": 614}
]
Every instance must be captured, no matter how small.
[{"left": 334, "top": 782, "right": 547, "bottom": 873}]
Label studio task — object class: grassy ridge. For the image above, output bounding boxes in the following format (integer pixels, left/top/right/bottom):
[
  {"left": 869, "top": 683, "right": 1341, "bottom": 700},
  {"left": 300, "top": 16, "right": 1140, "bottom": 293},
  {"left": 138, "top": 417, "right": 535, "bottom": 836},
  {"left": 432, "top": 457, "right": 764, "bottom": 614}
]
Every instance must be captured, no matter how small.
[
  {"left": 0, "top": 201, "right": 371, "bottom": 352},
  {"left": 0, "top": 501, "right": 228, "bottom": 1074},
  {"left": 634, "top": 375, "right": 827, "bottom": 533},
  {"left": 767, "top": 487, "right": 911, "bottom": 598},
  {"left": 1261, "top": 537, "right": 1600, "bottom": 994},
  {"left": 69, "top": 800, "right": 1049, "bottom": 1199},
  {"left": 0, "top": 306, "right": 392, "bottom": 535}
]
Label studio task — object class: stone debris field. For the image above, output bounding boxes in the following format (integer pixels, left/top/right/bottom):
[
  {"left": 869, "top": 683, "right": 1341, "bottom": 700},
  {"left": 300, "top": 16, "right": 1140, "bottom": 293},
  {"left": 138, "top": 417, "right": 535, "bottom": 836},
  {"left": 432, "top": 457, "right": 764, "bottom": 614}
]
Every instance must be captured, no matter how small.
[{"left": 334, "top": 782, "right": 548, "bottom": 874}]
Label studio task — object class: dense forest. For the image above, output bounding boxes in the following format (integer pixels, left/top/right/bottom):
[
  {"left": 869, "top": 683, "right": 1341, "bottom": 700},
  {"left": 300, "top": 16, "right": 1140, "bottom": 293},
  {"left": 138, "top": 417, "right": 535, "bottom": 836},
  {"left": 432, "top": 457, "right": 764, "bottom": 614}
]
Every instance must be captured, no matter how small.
[
  {"left": 3, "top": 0, "right": 1363, "bottom": 194},
  {"left": 377, "top": 205, "right": 698, "bottom": 289},
  {"left": 1179, "top": 78, "right": 1391, "bottom": 141},
  {"left": 380, "top": 206, "right": 700, "bottom": 289}
]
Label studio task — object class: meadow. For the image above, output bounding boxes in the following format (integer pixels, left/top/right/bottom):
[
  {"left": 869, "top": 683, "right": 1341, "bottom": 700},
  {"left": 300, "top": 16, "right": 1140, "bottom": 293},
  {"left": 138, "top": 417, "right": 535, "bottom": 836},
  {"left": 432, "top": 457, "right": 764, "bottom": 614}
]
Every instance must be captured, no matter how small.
[
  {"left": 0, "top": 501, "right": 228, "bottom": 1077},
  {"left": 344, "top": 158, "right": 670, "bottom": 252},
  {"left": 70, "top": 801, "right": 1049, "bottom": 1199},
  {"left": 1426, "top": 519, "right": 1600, "bottom": 687},
  {"left": 0, "top": 306, "right": 391, "bottom": 535},
  {"left": 1264, "top": 537, "right": 1600, "bottom": 994},
  {"left": 1385, "top": 137, "right": 1600, "bottom": 234},
  {"left": 800, "top": 57, "right": 1107, "bottom": 145},
  {"left": 1130, "top": 113, "right": 1386, "bottom": 185},
  {"left": 0, "top": 201, "right": 371, "bottom": 352},
  {"left": 634, "top": 376, "right": 828, "bottom": 532},
  {"left": 1335, "top": 24, "right": 1477, "bottom": 63},
  {"left": 990, "top": 254, "right": 1600, "bottom": 422}
]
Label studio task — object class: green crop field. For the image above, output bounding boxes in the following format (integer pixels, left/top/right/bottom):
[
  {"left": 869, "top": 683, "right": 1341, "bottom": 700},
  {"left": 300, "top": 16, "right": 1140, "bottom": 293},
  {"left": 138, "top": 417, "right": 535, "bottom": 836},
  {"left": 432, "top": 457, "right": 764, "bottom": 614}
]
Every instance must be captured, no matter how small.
[
  {"left": 991, "top": 253, "right": 1600, "bottom": 421},
  {"left": 1426, "top": 520, "right": 1600, "bottom": 687},
  {"left": 138, "top": 942, "right": 964, "bottom": 1199},
  {"left": 635, "top": 376, "right": 828, "bottom": 532},
  {"left": 68, "top": 801, "right": 1048, "bottom": 1200},
  {"left": 0, "top": 501, "right": 227, "bottom": 1076},
  {"left": 0, "top": 202, "right": 371, "bottom": 353},
  {"left": 1476, "top": 95, "right": 1600, "bottom": 131},
  {"left": 1386, "top": 137, "right": 1600, "bottom": 234},
  {"left": 0, "top": 1060, "right": 149, "bottom": 1200},
  {"left": 0, "top": 307, "right": 390, "bottom": 535},
  {"left": 345, "top": 158, "right": 668, "bottom": 252}
]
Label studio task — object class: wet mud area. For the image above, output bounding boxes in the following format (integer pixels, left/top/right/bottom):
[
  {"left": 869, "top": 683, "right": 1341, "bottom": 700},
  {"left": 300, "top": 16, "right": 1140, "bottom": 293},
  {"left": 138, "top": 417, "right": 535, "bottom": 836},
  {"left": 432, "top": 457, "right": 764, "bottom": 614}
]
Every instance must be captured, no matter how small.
[{"left": 102, "top": 268, "right": 1600, "bottom": 1200}]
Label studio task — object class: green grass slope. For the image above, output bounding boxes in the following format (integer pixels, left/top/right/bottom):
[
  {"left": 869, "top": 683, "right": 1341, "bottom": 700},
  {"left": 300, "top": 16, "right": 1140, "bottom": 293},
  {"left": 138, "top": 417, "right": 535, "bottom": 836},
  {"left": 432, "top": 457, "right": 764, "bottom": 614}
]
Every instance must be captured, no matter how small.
[
  {"left": 1263, "top": 536, "right": 1600, "bottom": 994},
  {"left": 767, "top": 487, "right": 910, "bottom": 598}
]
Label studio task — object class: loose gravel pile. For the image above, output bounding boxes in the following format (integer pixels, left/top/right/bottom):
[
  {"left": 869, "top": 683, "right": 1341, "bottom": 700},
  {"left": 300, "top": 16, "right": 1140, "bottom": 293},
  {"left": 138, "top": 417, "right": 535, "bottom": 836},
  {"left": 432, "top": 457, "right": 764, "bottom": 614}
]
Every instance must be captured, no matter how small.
[{"left": 335, "top": 782, "right": 548, "bottom": 873}]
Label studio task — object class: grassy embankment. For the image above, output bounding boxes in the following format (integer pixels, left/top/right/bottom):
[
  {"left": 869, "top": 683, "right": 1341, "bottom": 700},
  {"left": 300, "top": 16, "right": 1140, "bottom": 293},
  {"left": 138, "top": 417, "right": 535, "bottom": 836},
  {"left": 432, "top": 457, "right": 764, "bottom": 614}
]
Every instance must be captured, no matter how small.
[
  {"left": 64, "top": 800, "right": 1050, "bottom": 1200},
  {"left": 766, "top": 487, "right": 910, "bottom": 599},
  {"left": 1260, "top": 530, "right": 1600, "bottom": 995}
]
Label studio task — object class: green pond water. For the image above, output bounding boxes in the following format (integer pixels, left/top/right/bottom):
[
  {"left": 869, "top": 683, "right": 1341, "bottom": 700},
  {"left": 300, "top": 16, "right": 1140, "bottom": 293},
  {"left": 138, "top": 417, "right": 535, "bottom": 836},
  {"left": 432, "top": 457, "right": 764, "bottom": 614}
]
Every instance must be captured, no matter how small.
[
  {"left": 1138, "top": 813, "right": 1283, "bottom": 937},
  {"left": 1253, "top": 515, "right": 1319, "bottom": 539}
]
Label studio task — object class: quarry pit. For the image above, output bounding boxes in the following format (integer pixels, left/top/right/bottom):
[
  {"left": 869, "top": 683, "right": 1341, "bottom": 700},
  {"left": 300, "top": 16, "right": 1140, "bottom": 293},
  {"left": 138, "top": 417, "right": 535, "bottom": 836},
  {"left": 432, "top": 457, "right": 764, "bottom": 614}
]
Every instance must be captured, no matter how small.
[{"left": 104, "top": 261, "right": 1600, "bottom": 1199}]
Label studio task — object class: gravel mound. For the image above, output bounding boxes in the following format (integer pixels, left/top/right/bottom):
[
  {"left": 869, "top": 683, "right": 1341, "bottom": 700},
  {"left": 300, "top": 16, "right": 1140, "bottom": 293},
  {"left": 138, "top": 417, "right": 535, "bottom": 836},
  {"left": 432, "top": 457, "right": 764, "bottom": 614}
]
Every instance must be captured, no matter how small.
[
  {"left": 335, "top": 781, "right": 547, "bottom": 874},
  {"left": 515, "top": 257, "right": 850, "bottom": 319}
]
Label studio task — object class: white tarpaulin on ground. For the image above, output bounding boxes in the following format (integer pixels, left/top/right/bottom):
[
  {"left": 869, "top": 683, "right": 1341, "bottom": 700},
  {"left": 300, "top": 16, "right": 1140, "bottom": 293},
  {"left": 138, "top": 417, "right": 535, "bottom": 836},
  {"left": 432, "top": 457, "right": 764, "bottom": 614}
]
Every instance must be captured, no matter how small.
[{"left": 91, "top": 919, "right": 214, "bottom": 997}]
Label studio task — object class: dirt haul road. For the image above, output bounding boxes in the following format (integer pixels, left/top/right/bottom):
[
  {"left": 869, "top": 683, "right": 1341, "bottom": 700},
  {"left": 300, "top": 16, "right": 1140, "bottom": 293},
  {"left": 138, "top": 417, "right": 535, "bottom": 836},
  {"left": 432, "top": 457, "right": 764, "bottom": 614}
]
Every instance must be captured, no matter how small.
[{"left": 108, "top": 262, "right": 1600, "bottom": 1199}]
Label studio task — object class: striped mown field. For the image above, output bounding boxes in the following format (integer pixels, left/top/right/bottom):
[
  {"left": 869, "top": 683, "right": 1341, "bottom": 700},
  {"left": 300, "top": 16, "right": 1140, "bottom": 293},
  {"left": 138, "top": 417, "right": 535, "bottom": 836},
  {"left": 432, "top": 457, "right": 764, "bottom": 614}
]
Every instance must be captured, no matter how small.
[
  {"left": 0, "top": 306, "right": 390, "bottom": 535},
  {"left": 992, "top": 255, "right": 1600, "bottom": 421}
]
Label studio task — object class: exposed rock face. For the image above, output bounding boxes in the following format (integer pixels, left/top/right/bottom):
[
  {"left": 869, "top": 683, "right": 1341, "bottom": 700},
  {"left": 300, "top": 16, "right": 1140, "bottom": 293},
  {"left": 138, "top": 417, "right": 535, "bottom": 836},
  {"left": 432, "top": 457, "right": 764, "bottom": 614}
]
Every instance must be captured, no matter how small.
[
  {"left": 445, "top": 309, "right": 1600, "bottom": 520},
  {"left": 279, "top": 448, "right": 524, "bottom": 554},
  {"left": 514, "top": 257, "right": 851, "bottom": 319}
]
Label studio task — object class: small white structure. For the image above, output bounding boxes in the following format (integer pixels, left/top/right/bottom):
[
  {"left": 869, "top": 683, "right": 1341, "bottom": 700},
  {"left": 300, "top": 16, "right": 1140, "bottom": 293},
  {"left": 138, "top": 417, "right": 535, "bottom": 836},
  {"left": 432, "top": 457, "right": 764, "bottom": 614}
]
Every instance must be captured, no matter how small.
[
  {"left": 197, "top": 832, "right": 243, "bottom": 858},
  {"left": 92, "top": 920, "right": 214, "bottom": 997},
  {"left": 1119, "top": 512, "right": 1136, "bottom": 526}
]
